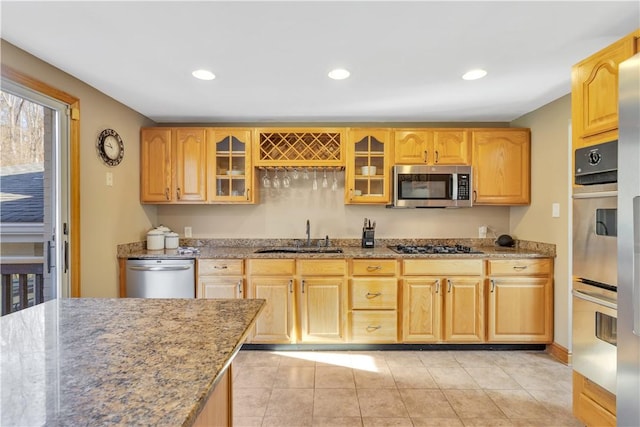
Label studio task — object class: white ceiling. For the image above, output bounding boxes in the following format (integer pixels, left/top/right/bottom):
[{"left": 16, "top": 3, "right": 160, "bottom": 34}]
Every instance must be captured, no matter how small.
[{"left": 2, "top": 1, "right": 639, "bottom": 123}]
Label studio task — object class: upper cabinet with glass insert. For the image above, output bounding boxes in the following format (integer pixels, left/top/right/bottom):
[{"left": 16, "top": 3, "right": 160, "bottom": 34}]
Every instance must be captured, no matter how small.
[
  {"left": 345, "top": 128, "right": 393, "bottom": 204},
  {"left": 207, "top": 128, "right": 255, "bottom": 203}
]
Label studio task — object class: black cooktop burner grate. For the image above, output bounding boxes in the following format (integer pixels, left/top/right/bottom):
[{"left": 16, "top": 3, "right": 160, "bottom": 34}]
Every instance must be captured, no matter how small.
[{"left": 388, "top": 244, "right": 484, "bottom": 254}]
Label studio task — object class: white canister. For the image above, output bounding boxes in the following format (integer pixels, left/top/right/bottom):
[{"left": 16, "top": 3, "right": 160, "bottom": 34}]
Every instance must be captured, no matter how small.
[
  {"left": 146, "top": 229, "right": 165, "bottom": 250},
  {"left": 165, "top": 232, "right": 180, "bottom": 249}
]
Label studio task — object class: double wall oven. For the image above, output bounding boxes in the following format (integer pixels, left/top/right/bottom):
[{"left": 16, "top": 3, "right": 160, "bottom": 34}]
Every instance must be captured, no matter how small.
[{"left": 572, "top": 140, "right": 618, "bottom": 395}]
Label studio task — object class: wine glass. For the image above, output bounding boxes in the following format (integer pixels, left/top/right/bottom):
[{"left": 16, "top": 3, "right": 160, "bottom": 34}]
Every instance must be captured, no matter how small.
[
  {"left": 282, "top": 168, "right": 291, "bottom": 188},
  {"left": 272, "top": 168, "right": 281, "bottom": 189},
  {"left": 292, "top": 168, "right": 299, "bottom": 180},
  {"left": 322, "top": 168, "right": 329, "bottom": 189},
  {"left": 331, "top": 169, "right": 338, "bottom": 191},
  {"left": 262, "top": 169, "right": 271, "bottom": 188},
  {"left": 302, "top": 167, "right": 310, "bottom": 180},
  {"left": 312, "top": 167, "right": 318, "bottom": 191}
]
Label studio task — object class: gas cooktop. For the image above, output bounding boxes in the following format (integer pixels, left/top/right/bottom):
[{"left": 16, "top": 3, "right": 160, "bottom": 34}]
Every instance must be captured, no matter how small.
[{"left": 388, "top": 244, "right": 484, "bottom": 254}]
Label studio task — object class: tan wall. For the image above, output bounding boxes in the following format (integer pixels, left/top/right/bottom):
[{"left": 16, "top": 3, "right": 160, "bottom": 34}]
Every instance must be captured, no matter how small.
[
  {"left": 1, "top": 40, "right": 157, "bottom": 297},
  {"left": 510, "top": 94, "right": 572, "bottom": 350},
  {"left": 157, "top": 182, "right": 511, "bottom": 239}
]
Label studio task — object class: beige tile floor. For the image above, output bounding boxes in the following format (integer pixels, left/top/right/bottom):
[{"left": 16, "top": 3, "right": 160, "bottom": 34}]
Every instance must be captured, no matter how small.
[{"left": 232, "top": 349, "right": 583, "bottom": 427}]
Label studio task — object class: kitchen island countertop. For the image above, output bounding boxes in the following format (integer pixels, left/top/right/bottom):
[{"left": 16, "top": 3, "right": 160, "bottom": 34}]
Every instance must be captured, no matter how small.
[{"left": 0, "top": 297, "right": 264, "bottom": 426}]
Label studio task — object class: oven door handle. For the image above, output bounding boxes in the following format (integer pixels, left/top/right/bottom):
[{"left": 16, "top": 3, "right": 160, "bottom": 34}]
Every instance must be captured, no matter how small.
[{"left": 572, "top": 289, "right": 618, "bottom": 310}]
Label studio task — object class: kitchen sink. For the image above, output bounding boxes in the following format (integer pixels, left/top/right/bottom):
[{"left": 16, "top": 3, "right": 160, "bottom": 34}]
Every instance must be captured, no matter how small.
[{"left": 254, "top": 247, "right": 343, "bottom": 254}]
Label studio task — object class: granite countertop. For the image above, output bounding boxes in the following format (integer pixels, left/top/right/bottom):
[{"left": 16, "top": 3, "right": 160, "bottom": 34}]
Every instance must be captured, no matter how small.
[
  {"left": 0, "top": 298, "right": 265, "bottom": 426},
  {"left": 119, "top": 238, "right": 554, "bottom": 260}
]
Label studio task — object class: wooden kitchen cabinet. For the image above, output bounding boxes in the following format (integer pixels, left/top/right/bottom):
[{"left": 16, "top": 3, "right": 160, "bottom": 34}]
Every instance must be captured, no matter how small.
[
  {"left": 175, "top": 128, "right": 207, "bottom": 202},
  {"left": 394, "top": 129, "right": 470, "bottom": 165},
  {"left": 402, "top": 259, "right": 484, "bottom": 343},
  {"left": 297, "top": 260, "right": 347, "bottom": 343},
  {"left": 345, "top": 128, "right": 393, "bottom": 204},
  {"left": 349, "top": 259, "right": 399, "bottom": 343},
  {"left": 246, "top": 259, "right": 295, "bottom": 343},
  {"left": 207, "top": 128, "right": 255, "bottom": 203},
  {"left": 140, "top": 128, "right": 172, "bottom": 202},
  {"left": 571, "top": 29, "right": 640, "bottom": 148},
  {"left": 471, "top": 129, "right": 530, "bottom": 205},
  {"left": 486, "top": 258, "right": 553, "bottom": 343},
  {"left": 197, "top": 259, "right": 244, "bottom": 299},
  {"left": 140, "top": 127, "right": 207, "bottom": 203},
  {"left": 573, "top": 370, "right": 616, "bottom": 427}
]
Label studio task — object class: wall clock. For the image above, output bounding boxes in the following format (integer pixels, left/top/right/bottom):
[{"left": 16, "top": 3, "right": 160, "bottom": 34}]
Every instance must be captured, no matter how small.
[{"left": 97, "top": 128, "right": 124, "bottom": 166}]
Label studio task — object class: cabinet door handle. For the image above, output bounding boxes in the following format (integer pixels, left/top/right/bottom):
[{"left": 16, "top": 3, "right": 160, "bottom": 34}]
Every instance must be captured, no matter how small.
[
  {"left": 366, "top": 265, "right": 382, "bottom": 272},
  {"left": 237, "top": 280, "right": 243, "bottom": 294},
  {"left": 214, "top": 265, "right": 228, "bottom": 270},
  {"left": 424, "top": 150, "right": 428, "bottom": 163},
  {"left": 435, "top": 279, "right": 440, "bottom": 294},
  {"left": 366, "top": 292, "right": 382, "bottom": 299},
  {"left": 177, "top": 187, "right": 182, "bottom": 200},
  {"left": 165, "top": 187, "right": 170, "bottom": 200},
  {"left": 301, "top": 279, "right": 305, "bottom": 293},
  {"left": 473, "top": 190, "right": 477, "bottom": 202},
  {"left": 447, "top": 279, "right": 452, "bottom": 293},
  {"left": 366, "top": 325, "right": 382, "bottom": 332},
  {"left": 435, "top": 150, "right": 439, "bottom": 163},
  {"left": 288, "top": 279, "right": 293, "bottom": 293},
  {"left": 513, "top": 265, "right": 528, "bottom": 271},
  {"left": 246, "top": 188, "right": 250, "bottom": 201},
  {"left": 490, "top": 279, "right": 495, "bottom": 293}
]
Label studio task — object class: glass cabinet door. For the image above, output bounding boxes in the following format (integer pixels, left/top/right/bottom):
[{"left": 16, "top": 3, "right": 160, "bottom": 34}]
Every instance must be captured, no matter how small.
[
  {"left": 208, "top": 129, "right": 253, "bottom": 203},
  {"left": 346, "top": 128, "right": 392, "bottom": 204}
]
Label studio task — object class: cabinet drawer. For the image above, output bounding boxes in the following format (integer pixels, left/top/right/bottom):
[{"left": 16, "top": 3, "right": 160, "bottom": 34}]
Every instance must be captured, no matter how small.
[
  {"left": 402, "top": 259, "right": 483, "bottom": 276},
  {"left": 488, "top": 259, "right": 552, "bottom": 276},
  {"left": 247, "top": 259, "right": 295, "bottom": 276},
  {"left": 351, "top": 278, "right": 397, "bottom": 309},
  {"left": 352, "top": 259, "right": 397, "bottom": 276},
  {"left": 298, "top": 259, "right": 346, "bottom": 276},
  {"left": 350, "top": 311, "right": 398, "bottom": 343},
  {"left": 198, "top": 259, "right": 243, "bottom": 276}
]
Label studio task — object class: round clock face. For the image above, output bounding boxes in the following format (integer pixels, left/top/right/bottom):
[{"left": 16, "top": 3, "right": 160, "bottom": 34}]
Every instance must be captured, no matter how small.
[{"left": 97, "top": 129, "right": 124, "bottom": 166}]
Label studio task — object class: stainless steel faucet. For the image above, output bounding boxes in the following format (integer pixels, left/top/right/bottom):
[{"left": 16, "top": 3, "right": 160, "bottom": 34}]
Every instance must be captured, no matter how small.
[{"left": 306, "top": 219, "right": 311, "bottom": 246}]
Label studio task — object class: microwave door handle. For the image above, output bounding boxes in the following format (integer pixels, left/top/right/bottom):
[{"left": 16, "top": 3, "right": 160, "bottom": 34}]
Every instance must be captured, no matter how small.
[
  {"left": 633, "top": 196, "right": 640, "bottom": 336},
  {"left": 451, "top": 174, "right": 458, "bottom": 200}
]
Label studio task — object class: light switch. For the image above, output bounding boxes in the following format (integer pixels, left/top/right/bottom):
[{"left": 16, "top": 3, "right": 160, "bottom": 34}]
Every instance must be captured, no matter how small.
[
  {"left": 106, "top": 172, "right": 113, "bottom": 186},
  {"left": 184, "top": 226, "right": 192, "bottom": 238},
  {"left": 552, "top": 203, "right": 560, "bottom": 218}
]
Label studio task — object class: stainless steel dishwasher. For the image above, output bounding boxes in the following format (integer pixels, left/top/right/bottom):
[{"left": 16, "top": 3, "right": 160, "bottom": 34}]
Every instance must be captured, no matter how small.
[{"left": 126, "top": 259, "right": 195, "bottom": 298}]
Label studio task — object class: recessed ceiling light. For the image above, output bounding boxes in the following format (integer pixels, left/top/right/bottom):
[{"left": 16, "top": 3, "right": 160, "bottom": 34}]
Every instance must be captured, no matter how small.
[
  {"left": 462, "top": 69, "right": 487, "bottom": 81},
  {"left": 192, "top": 69, "right": 216, "bottom": 80},
  {"left": 328, "top": 68, "right": 351, "bottom": 80}
]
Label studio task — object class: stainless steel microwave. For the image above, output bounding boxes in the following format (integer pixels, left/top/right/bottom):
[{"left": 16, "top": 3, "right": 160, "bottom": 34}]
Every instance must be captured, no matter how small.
[{"left": 391, "top": 165, "right": 473, "bottom": 208}]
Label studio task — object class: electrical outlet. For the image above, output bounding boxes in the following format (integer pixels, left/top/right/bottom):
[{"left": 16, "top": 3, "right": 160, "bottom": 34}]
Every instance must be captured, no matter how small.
[
  {"left": 106, "top": 172, "right": 113, "bottom": 186},
  {"left": 552, "top": 203, "right": 560, "bottom": 218},
  {"left": 184, "top": 226, "right": 192, "bottom": 238},
  {"left": 478, "top": 225, "right": 487, "bottom": 238}
]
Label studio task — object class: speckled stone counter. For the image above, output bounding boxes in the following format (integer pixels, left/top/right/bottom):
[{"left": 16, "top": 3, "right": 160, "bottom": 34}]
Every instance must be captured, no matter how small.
[
  {"left": 118, "top": 238, "right": 555, "bottom": 260},
  {"left": 0, "top": 298, "right": 264, "bottom": 426}
]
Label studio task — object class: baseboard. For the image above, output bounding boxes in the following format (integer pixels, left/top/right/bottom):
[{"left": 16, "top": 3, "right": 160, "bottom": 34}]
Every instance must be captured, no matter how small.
[
  {"left": 242, "top": 343, "right": 547, "bottom": 351},
  {"left": 546, "top": 342, "right": 571, "bottom": 365}
]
